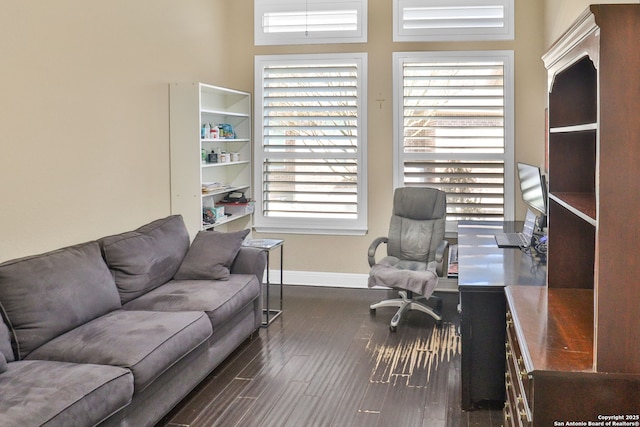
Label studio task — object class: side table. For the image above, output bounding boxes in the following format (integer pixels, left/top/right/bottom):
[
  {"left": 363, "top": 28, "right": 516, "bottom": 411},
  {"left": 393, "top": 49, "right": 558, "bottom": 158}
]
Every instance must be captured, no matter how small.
[{"left": 242, "top": 238, "right": 284, "bottom": 326}]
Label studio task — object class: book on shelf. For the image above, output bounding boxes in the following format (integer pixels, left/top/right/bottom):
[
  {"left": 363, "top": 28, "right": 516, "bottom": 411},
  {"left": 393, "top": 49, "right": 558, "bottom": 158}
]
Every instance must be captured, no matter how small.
[{"left": 201, "top": 182, "right": 226, "bottom": 194}]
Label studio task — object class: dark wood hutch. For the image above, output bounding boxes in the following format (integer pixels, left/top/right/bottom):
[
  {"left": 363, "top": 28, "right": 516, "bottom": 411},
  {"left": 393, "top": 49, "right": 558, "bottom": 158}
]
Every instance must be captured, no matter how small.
[{"left": 503, "top": 5, "right": 640, "bottom": 426}]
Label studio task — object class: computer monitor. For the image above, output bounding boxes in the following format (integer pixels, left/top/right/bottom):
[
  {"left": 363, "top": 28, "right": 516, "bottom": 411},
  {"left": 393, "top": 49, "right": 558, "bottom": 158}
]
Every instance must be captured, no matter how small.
[{"left": 517, "top": 162, "right": 548, "bottom": 231}]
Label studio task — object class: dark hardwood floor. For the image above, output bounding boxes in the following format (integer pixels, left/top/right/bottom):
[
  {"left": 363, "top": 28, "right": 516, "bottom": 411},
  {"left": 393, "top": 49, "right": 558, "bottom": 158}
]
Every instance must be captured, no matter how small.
[{"left": 157, "top": 286, "right": 502, "bottom": 427}]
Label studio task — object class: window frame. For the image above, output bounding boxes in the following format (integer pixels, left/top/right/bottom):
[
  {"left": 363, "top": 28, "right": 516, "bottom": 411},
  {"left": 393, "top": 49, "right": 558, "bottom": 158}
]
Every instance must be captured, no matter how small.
[
  {"left": 254, "top": 52, "right": 368, "bottom": 235},
  {"left": 254, "top": 0, "right": 368, "bottom": 46},
  {"left": 393, "top": 0, "right": 515, "bottom": 42},
  {"left": 393, "top": 50, "right": 515, "bottom": 232}
]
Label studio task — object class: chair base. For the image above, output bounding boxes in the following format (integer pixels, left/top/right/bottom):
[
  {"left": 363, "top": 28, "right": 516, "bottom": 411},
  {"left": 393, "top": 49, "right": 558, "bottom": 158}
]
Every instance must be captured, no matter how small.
[{"left": 370, "top": 291, "right": 442, "bottom": 332}]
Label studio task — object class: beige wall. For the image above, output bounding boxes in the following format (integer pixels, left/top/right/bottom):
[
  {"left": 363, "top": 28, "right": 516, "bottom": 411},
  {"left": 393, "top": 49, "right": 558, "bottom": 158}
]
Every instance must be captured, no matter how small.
[
  {"left": 0, "top": 0, "right": 547, "bottom": 278},
  {"left": 0, "top": 0, "right": 234, "bottom": 262},
  {"left": 544, "top": 0, "right": 640, "bottom": 47}
]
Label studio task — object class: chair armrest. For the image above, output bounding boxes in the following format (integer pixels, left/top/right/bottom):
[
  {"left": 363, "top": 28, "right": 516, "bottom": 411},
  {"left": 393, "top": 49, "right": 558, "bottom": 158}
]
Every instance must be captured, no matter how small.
[
  {"left": 231, "top": 247, "right": 267, "bottom": 284},
  {"left": 368, "top": 237, "right": 388, "bottom": 267},
  {"left": 434, "top": 240, "right": 449, "bottom": 276}
]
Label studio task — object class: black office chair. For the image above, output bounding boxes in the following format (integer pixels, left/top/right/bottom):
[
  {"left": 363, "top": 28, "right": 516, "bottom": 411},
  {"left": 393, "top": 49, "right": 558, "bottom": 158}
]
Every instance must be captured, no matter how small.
[{"left": 368, "top": 187, "right": 448, "bottom": 331}]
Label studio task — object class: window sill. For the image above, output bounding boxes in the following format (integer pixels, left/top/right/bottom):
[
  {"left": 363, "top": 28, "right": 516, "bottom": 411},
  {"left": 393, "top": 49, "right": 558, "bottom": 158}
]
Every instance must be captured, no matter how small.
[{"left": 253, "top": 226, "right": 368, "bottom": 236}]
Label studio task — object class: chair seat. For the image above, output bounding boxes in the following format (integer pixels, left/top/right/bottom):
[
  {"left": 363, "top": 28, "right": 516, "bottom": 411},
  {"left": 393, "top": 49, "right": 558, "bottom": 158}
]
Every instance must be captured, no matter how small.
[
  {"left": 375, "top": 255, "right": 441, "bottom": 271},
  {"left": 368, "top": 258, "right": 439, "bottom": 297}
]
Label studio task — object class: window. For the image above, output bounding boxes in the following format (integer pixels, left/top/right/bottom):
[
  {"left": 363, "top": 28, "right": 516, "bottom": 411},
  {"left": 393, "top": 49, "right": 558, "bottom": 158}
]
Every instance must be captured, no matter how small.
[
  {"left": 254, "top": 53, "right": 368, "bottom": 235},
  {"left": 393, "top": 0, "right": 514, "bottom": 42},
  {"left": 255, "top": 0, "right": 367, "bottom": 45},
  {"left": 393, "top": 51, "right": 515, "bottom": 231}
]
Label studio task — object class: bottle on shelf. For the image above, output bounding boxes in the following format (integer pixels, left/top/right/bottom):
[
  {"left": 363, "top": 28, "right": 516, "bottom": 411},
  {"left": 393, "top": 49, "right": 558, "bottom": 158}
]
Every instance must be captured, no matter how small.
[
  {"left": 207, "top": 150, "right": 217, "bottom": 163},
  {"left": 209, "top": 123, "right": 218, "bottom": 139}
]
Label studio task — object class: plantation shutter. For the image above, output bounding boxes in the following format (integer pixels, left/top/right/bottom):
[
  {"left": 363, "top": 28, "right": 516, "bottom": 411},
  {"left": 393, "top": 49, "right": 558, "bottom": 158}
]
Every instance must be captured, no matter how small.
[
  {"left": 394, "top": 0, "right": 514, "bottom": 42},
  {"left": 255, "top": 0, "right": 367, "bottom": 45},
  {"left": 395, "top": 52, "right": 514, "bottom": 226},
  {"left": 254, "top": 54, "right": 367, "bottom": 235}
]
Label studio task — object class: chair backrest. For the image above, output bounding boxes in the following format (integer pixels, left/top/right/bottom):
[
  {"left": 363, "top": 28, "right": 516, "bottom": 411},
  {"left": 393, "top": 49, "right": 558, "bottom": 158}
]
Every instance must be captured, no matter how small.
[{"left": 386, "top": 187, "right": 446, "bottom": 263}]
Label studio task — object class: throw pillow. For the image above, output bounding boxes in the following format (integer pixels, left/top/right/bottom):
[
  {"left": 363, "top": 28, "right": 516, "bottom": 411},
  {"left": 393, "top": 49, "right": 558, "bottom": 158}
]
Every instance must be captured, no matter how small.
[{"left": 174, "top": 229, "right": 250, "bottom": 281}]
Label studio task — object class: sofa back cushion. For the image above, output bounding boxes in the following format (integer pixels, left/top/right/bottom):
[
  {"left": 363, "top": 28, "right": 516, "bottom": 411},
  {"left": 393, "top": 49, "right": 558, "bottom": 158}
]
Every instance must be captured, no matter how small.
[
  {"left": 0, "top": 242, "right": 121, "bottom": 360},
  {"left": 99, "top": 215, "right": 190, "bottom": 304}
]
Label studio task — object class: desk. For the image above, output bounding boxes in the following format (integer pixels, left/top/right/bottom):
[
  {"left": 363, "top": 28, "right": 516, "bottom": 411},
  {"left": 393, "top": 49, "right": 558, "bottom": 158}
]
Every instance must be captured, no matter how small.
[
  {"left": 242, "top": 239, "right": 284, "bottom": 327},
  {"left": 457, "top": 221, "right": 546, "bottom": 410}
]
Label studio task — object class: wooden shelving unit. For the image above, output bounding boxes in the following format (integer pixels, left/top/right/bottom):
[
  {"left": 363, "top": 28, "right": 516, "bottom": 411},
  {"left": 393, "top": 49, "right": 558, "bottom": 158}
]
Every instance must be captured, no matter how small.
[{"left": 503, "top": 5, "right": 640, "bottom": 426}]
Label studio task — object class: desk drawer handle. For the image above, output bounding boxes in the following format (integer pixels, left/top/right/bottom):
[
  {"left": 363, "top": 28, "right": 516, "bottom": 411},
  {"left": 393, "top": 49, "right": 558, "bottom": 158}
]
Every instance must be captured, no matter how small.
[{"left": 517, "top": 357, "right": 528, "bottom": 376}]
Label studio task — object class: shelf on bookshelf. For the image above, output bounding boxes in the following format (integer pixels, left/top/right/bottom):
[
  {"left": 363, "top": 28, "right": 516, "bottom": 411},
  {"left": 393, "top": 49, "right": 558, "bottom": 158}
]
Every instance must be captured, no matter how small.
[
  {"left": 201, "top": 138, "right": 250, "bottom": 143},
  {"left": 200, "top": 108, "right": 249, "bottom": 118},
  {"left": 549, "top": 123, "right": 598, "bottom": 133},
  {"left": 549, "top": 192, "right": 596, "bottom": 224},
  {"left": 201, "top": 160, "right": 250, "bottom": 168},
  {"left": 202, "top": 212, "right": 251, "bottom": 229}
]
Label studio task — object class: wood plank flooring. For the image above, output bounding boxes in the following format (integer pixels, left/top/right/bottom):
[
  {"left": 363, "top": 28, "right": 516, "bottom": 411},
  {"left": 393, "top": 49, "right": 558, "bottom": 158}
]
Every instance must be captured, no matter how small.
[{"left": 157, "top": 286, "right": 502, "bottom": 427}]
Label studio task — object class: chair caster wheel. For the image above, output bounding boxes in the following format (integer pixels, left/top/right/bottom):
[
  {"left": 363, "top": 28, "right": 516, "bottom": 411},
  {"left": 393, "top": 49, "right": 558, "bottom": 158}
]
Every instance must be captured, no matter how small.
[
  {"left": 369, "top": 307, "right": 376, "bottom": 315},
  {"left": 389, "top": 325, "right": 397, "bottom": 332}
]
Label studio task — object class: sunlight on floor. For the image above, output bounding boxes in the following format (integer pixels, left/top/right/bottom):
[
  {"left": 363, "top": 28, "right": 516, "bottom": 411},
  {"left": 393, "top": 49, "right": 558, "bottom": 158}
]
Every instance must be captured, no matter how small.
[{"left": 367, "top": 323, "right": 461, "bottom": 386}]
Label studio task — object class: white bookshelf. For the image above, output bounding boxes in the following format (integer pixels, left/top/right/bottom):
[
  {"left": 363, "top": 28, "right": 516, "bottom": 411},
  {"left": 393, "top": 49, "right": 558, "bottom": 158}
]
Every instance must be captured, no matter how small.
[{"left": 169, "top": 83, "right": 252, "bottom": 238}]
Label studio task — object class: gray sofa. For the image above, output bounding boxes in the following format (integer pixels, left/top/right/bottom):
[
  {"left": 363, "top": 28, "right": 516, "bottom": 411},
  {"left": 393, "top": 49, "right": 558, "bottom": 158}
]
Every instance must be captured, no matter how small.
[{"left": 0, "top": 215, "right": 266, "bottom": 427}]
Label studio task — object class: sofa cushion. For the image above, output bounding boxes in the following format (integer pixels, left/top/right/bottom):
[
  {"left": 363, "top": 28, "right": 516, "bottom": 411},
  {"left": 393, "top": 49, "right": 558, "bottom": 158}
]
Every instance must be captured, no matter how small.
[
  {"left": 0, "top": 242, "right": 121, "bottom": 360},
  {"left": 0, "top": 314, "right": 14, "bottom": 362},
  {"left": 123, "top": 275, "right": 260, "bottom": 330},
  {"left": 174, "top": 229, "right": 250, "bottom": 281},
  {"left": 27, "top": 309, "right": 212, "bottom": 392},
  {"left": 100, "top": 215, "right": 190, "bottom": 304},
  {"left": 0, "top": 360, "right": 133, "bottom": 427}
]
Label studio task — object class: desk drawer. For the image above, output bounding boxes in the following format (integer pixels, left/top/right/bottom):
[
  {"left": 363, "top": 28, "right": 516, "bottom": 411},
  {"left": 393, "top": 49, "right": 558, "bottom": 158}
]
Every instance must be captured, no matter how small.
[
  {"left": 506, "top": 311, "right": 532, "bottom": 402},
  {"left": 504, "top": 372, "right": 521, "bottom": 427},
  {"left": 506, "top": 309, "right": 532, "bottom": 427}
]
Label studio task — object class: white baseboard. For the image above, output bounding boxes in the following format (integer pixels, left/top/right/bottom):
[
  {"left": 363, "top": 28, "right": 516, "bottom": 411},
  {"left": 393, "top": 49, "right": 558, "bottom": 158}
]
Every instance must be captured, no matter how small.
[{"left": 267, "top": 270, "right": 459, "bottom": 292}]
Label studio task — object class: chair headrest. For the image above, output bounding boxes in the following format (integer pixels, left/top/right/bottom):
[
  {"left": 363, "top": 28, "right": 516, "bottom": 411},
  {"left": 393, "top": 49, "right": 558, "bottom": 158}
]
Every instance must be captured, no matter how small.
[{"left": 393, "top": 187, "right": 446, "bottom": 221}]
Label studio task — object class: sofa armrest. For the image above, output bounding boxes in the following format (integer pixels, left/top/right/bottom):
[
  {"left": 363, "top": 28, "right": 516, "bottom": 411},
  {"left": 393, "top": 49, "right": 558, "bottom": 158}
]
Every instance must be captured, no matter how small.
[{"left": 231, "top": 247, "right": 267, "bottom": 284}]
